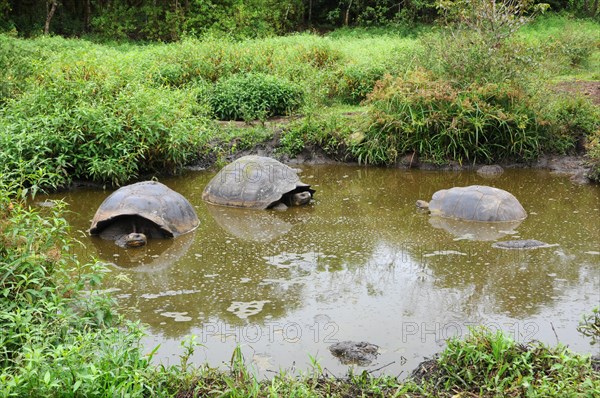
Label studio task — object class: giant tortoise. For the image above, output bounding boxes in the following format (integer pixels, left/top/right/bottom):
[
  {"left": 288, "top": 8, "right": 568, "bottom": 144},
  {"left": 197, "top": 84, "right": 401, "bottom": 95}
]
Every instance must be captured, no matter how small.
[
  {"left": 89, "top": 181, "right": 199, "bottom": 248},
  {"left": 416, "top": 185, "right": 527, "bottom": 222},
  {"left": 202, "top": 155, "right": 315, "bottom": 209}
]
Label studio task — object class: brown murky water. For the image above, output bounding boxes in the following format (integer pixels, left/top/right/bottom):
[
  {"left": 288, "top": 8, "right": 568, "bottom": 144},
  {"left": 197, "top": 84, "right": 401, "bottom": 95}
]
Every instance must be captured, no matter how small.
[{"left": 40, "top": 166, "right": 600, "bottom": 377}]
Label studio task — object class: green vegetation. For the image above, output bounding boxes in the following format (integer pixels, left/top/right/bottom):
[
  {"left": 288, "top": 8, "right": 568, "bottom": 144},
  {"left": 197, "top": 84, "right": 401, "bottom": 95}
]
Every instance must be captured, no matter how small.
[
  {"left": 357, "top": 73, "right": 547, "bottom": 165},
  {"left": 578, "top": 307, "right": 600, "bottom": 344},
  {"left": 2, "top": 13, "right": 598, "bottom": 188},
  {"left": 210, "top": 73, "right": 304, "bottom": 121},
  {"left": 1, "top": 3, "right": 599, "bottom": 395},
  {"left": 415, "top": 328, "right": 599, "bottom": 397}
]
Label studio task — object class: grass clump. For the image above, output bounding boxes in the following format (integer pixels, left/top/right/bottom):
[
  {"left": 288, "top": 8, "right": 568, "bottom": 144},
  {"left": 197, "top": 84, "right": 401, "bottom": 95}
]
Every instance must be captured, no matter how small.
[
  {"left": 577, "top": 307, "right": 600, "bottom": 344},
  {"left": 413, "top": 328, "right": 600, "bottom": 397},
  {"left": 278, "top": 109, "right": 364, "bottom": 158},
  {"left": 355, "top": 71, "right": 546, "bottom": 165},
  {"left": 334, "top": 64, "right": 386, "bottom": 104},
  {"left": 210, "top": 73, "right": 304, "bottom": 121},
  {"left": 585, "top": 130, "right": 600, "bottom": 182}
]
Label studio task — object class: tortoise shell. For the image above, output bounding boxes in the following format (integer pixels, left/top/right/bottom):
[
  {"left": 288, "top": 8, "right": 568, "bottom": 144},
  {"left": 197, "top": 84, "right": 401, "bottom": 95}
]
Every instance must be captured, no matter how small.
[
  {"left": 89, "top": 181, "right": 199, "bottom": 237},
  {"left": 429, "top": 185, "right": 527, "bottom": 222},
  {"left": 202, "top": 156, "right": 315, "bottom": 209}
]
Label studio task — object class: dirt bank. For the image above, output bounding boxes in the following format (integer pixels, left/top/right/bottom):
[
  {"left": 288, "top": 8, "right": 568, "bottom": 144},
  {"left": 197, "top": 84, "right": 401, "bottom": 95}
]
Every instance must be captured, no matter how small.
[{"left": 190, "top": 130, "right": 595, "bottom": 184}]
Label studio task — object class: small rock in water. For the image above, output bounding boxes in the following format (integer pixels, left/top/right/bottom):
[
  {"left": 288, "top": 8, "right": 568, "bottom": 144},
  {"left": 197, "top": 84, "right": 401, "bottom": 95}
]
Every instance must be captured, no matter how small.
[
  {"left": 477, "top": 164, "right": 504, "bottom": 177},
  {"left": 328, "top": 341, "right": 379, "bottom": 366},
  {"left": 492, "top": 239, "right": 557, "bottom": 250}
]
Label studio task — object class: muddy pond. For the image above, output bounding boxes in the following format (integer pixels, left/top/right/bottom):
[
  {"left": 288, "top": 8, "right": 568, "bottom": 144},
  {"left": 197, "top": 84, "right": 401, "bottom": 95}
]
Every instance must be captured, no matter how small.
[{"left": 40, "top": 165, "right": 600, "bottom": 378}]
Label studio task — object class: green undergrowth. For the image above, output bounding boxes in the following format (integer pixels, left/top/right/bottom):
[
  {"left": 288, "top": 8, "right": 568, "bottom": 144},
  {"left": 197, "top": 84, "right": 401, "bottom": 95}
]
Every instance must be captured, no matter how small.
[
  {"left": 1, "top": 13, "right": 599, "bottom": 190},
  {"left": 516, "top": 14, "right": 600, "bottom": 80},
  {"left": 210, "top": 73, "right": 304, "bottom": 121},
  {"left": 414, "top": 328, "right": 599, "bottom": 397}
]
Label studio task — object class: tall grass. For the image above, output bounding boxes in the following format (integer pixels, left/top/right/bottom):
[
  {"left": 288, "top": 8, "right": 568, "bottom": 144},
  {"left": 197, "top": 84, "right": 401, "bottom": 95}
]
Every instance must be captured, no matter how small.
[
  {"left": 417, "top": 328, "right": 600, "bottom": 397},
  {"left": 1, "top": 13, "right": 599, "bottom": 189}
]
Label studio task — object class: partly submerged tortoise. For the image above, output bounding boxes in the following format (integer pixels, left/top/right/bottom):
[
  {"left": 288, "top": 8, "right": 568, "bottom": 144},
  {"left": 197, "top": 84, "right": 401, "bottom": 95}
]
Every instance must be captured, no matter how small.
[
  {"left": 90, "top": 181, "right": 199, "bottom": 248},
  {"left": 202, "top": 155, "right": 315, "bottom": 210},
  {"left": 416, "top": 185, "right": 527, "bottom": 222}
]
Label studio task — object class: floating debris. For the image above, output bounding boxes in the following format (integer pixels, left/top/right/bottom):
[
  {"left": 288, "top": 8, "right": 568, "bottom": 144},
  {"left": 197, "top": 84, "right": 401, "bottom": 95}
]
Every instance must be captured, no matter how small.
[
  {"left": 423, "top": 250, "right": 467, "bottom": 258},
  {"left": 227, "top": 300, "right": 270, "bottom": 319}
]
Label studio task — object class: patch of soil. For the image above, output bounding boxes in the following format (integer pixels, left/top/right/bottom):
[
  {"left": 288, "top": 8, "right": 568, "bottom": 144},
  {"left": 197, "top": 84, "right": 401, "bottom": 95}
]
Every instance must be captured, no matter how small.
[{"left": 553, "top": 80, "right": 600, "bottom": 105}]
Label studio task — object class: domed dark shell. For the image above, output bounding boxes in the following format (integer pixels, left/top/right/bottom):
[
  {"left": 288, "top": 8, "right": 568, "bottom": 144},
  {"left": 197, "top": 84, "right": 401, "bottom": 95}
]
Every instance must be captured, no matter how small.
[
  {"left": 89, "top": 181, "right": 199, "bottom": 237},
  {"left": 202, "top": 155, "right": 315, "bottom": 209}
]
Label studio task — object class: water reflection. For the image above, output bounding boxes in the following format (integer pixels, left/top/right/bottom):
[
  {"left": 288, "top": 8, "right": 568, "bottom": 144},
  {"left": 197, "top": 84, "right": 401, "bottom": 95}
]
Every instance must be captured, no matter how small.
[
  {"left": 206, "top": 204, "right": 293, "bottom": 242},
  {"left": 92, "top": 231, "right": 195, "bottom": 271},
  {"left": 427, "top": 217, "right": 523, "bottom": 241},
  {"left": 37, "top": 166, "right": 600, "bottom": 377}
]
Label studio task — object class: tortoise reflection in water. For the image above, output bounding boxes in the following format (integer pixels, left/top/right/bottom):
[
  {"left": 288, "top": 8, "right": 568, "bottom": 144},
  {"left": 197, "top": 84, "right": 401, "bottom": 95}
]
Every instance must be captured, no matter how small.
[
  {"left": 202, "top": 155, "right": 315, "bottom": 210},
  {"left": 89, "top": 181, "right": 199, "bottom": 248}
]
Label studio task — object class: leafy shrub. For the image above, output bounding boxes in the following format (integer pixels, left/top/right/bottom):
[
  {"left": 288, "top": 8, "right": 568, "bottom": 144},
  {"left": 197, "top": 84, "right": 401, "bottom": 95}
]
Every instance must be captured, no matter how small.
[
  {"left": 355, "top": 71, "right": 546, "bottom": 165},
  {"left": 542, "top": 94, "right": 600, "bottom": 153},
  {"left": 421, "top": 28, "right": 540, "bottom": 87},
  {"left": 554, "top": 27, "right": 597, "bottom": 67},
  {"left": 278, "top": 111, "right": 362, "bottom": 158},
  {"left": 515, "top": 15, "right": 600, "bottom": 78},
  {"left": 0, "top": 34, "right": 46, "bottom": 104},
  {"left": 294, "top": 41, "right": 342, "bottom": 69},
  {"left": 335, "top": 64, "right": 385, "bottom": 104},
  {"left": 0, "top": 183, "right": 166, "bottom": 396},
  {"left": 210, "top": 73, "right": 304, "bottom": 121},
  {"left": 577, "top": 307, "right": 600, "bottom": 343},
  {"left": 0, "top": 73, "right": 207, "bottom": 188}
]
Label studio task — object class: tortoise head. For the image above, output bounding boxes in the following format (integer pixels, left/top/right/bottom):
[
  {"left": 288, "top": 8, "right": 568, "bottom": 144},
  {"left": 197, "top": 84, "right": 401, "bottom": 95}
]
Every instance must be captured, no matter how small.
[
  {"left": 415, "top": 200, "right": 430, "bottom": 211},
  {"left": 290, "top": 191, "right": 312, "bottom": 206},
  {"left": 120, "top": 233, "right": 147, "bottom": 248}
]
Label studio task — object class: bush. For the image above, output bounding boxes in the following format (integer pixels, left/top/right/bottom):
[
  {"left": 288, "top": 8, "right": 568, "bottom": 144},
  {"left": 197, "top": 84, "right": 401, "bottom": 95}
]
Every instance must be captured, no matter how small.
[
  {"left": 209, "top": 73, "right": 304, "bottom": 121},
  {"left": 421, "top": 28, "right": 541, "bottom": 88},
  {"left": 0, "top": 75, "right": 207, "bottom": 188},
  {"left": 585, "top": 129, "right": 600, "bottom": 182},
  {"left": 355, "top": 71, "right": 546, "bottom": 165},
  {"left": 541, "top": 94, "right": 600, "bottom": 154},
  {"left": 578, "top": 307, "right": 600, "bottom": 343},
  {"left": 334, "top": 64, "right": 385, "bottom": 104},
  {"left": 278, "top": 111, "right": 360, "bottom": 157}
]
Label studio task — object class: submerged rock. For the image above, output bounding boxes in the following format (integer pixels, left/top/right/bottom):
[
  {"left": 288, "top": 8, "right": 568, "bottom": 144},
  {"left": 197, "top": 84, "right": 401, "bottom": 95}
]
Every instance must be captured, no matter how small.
[
  {"left": 492, "top": 239, "right": 557, "bottom": 250},
  {"left": 328, "top": 341, "right": 379, "bottom": 366},
  {"left": 477, "top": 164, "right": 504, "bottom": 177}
]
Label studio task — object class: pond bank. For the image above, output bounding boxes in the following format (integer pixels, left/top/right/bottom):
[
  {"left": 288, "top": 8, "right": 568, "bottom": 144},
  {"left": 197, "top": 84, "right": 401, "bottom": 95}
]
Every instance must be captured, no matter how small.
[{"left": 188, "top": 126, "right": 595, "bottom": 183}]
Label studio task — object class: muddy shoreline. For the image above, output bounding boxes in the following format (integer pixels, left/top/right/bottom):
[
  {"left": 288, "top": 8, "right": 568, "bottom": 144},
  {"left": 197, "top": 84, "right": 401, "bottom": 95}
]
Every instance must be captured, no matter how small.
[
  {"left": 188, "top": 138, "right": 595, "bottom": 183},
  {"left": 68, "top": 149, "right": 594, "bottom": 192}
]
